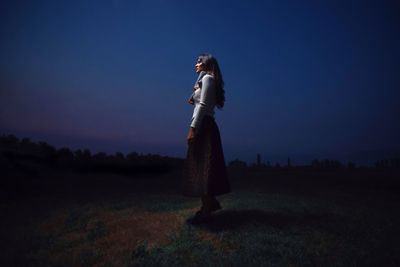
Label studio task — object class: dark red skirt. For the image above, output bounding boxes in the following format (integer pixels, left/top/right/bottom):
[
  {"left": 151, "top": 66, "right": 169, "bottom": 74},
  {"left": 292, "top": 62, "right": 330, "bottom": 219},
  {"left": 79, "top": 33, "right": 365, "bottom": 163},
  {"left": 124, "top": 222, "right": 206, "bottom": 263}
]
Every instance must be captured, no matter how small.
[{"left": 181, "top": 115, "right": 231, "bottom": 197}]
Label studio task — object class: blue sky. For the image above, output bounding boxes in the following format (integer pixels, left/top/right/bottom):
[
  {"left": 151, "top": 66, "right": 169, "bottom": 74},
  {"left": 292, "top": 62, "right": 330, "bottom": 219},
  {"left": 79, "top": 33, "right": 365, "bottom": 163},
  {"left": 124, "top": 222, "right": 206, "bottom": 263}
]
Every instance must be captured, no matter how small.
[{"left": 1, "top": 0, "right": 399, "bottom": 165}]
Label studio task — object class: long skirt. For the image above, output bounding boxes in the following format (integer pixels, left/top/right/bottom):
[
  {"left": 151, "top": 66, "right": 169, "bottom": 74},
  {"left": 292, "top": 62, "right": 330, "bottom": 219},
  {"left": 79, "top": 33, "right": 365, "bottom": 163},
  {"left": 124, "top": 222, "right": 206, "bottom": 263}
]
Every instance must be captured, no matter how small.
[{"left": 181, "top": 115, "right": 231, "bottom": 197}]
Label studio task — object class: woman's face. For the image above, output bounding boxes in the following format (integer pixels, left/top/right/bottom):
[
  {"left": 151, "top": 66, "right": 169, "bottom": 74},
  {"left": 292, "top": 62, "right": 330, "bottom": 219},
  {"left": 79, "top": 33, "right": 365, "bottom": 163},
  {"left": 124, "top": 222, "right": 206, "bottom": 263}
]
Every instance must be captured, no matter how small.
[{"left": 195, "top": 58, "right": 205, "bottom": 73}]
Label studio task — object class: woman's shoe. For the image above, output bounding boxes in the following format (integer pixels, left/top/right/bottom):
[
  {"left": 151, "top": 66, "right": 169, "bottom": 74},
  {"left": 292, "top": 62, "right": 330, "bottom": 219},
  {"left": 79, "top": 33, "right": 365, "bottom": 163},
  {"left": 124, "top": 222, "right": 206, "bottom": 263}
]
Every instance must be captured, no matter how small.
[
  {"left": 210, "top": 199, "right": 222, "bottom": 212},
  {"left": 186, "top": 196, "right": 222, "bottom": 224},
  {"left": 201, "top": 195, "right": 222, "bottom": 213},
  {"left": 195, "top": 200, "right": 221, "bottom": 216},
  {"left": 186, "top": 210, "right": 211, "bottom": 225}
]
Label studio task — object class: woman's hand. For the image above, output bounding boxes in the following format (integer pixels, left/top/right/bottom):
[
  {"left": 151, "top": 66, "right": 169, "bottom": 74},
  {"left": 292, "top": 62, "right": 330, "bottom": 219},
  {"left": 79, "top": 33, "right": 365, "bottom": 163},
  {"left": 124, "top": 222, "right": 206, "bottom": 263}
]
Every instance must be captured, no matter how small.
[
  {"left": 187, "top": 127, "right": 195, "bottom": 144},
  {"left": 188, "top": 96, "right": 194, "bottom": 105}
]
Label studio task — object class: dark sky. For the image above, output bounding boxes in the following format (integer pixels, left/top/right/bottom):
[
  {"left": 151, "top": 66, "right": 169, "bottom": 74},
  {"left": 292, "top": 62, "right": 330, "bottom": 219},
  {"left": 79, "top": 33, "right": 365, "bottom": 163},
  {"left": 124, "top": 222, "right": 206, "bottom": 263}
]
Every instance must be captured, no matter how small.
[{"left": 1, "top": 0, "right": 399, "bottom": 165}]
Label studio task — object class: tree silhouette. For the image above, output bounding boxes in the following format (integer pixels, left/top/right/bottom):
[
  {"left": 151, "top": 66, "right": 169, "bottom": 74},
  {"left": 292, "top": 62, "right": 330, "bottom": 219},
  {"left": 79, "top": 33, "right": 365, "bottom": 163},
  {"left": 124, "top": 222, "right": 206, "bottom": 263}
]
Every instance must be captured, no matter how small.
[
  {"left": 57, "top": 147, "right": 73, "bottom": 159},
  {"left": 228, "top": 158, "right": 247, "bottom": 168},
  {"left": 287, "top": 157, "right": 291, "bottom": 168},
  {"left": 115, "top": 152, "right": 125, "bottom": 161},
  {"left": 93, "top": 152, "right": 107, "bottom": 161},
  {"left": 347, "top": 162, "right": 356, "bottom": 169},
  {"left": 127, "top": 152, "right": 139, "bottom": 161},
  {"left": 0, "top": 134, "right": 19, "bottom": 149}
]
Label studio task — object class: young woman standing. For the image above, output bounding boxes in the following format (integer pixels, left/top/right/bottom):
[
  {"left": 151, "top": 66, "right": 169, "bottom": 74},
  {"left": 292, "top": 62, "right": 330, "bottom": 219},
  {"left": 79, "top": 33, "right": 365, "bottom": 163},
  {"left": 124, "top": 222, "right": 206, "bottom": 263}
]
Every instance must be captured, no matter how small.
[{"left": 182, "top": 53, "right": 231, "bottom": 224}]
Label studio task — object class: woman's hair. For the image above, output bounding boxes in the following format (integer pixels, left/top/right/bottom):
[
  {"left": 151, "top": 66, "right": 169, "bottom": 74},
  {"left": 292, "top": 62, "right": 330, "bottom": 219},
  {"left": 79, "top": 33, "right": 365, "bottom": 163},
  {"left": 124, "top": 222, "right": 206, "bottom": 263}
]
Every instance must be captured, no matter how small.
[{"left": 197, "top": 53, "right": 225, "bottom": 109}]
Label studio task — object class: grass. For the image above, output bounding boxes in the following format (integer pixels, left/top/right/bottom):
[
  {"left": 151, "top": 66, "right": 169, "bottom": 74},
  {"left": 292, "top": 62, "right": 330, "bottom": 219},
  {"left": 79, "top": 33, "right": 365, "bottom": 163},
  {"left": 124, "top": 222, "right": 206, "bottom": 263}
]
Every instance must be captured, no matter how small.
[{"left": 1, "top": 168, "right": 400, "bottom": 266}]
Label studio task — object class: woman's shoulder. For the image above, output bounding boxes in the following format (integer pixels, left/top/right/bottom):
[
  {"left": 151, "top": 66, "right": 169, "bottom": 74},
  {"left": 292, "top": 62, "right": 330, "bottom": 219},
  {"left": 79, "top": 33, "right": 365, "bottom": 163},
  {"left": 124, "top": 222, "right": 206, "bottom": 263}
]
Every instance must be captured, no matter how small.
[{"left": 201, "top": 73, "right": 215, "bottom": 82}]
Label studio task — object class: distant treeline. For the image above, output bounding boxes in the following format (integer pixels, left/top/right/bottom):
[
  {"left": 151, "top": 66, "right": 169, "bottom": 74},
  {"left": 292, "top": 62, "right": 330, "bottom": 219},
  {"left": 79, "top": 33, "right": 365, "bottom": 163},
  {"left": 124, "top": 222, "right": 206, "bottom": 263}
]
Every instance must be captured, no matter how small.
[
  {"left": 0, "top": 134, "right": 184, "bottom": 176},
  {"left": 2, "top": 134, "right": 399, "bottom": 177},
  {"left": 228, "top": 156, "right": 400, "bottom": 170}
]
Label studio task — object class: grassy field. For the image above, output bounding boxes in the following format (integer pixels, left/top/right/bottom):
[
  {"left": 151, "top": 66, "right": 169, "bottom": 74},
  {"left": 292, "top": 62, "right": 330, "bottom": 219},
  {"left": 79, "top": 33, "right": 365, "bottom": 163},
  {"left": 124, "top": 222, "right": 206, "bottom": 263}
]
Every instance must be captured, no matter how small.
[{"left": 1, "top": 167, "right": 399, "bottom": 266}]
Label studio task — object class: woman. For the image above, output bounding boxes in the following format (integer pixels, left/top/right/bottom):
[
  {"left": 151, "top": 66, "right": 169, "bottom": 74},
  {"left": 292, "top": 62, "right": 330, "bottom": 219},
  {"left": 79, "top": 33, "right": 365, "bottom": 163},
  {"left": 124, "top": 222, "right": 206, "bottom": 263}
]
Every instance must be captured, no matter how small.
[{"left": 182, "top": 53, "right": 231, "bottom": 223}]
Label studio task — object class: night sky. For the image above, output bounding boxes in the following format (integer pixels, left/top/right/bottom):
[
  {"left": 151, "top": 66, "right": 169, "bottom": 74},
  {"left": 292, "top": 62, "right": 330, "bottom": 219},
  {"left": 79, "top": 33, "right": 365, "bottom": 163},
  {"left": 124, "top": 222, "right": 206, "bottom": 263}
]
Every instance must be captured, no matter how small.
[{"left": 1, "top": 0, "right": 399, "bottom": 165}]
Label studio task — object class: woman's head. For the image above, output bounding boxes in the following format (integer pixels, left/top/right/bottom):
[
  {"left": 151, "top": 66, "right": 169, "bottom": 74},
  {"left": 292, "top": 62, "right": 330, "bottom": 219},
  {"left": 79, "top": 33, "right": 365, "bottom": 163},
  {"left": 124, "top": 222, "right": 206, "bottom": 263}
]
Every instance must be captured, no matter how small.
[
  {"left": 195, "top": 53, "right": 225, "bottom": 109},
  {"left": 195, "top": 54, "right": 219, "bottom": 74}
]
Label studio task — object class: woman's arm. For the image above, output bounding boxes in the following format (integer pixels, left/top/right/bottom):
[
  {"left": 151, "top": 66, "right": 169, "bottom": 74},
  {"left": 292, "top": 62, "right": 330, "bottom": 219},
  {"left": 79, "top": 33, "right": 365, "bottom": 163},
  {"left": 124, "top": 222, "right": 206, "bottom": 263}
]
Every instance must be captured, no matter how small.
[
  {"left": 187, "top": 75, "right": 214, "bottom": 144},
  {"left": 187, "top": 127, "right": 195, "bottom": 144},
  {"left": 188, "top": 92, "right": 195, "bottom": 105},
  {"left": 190, "top": 75, "right": 215, "bottom": 129}
]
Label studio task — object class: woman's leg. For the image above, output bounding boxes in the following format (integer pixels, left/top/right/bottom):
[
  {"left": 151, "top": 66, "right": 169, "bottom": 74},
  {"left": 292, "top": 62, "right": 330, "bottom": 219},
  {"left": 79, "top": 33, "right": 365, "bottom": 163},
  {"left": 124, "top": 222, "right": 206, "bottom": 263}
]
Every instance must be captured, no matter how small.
[
  {"left": 188, "top": 194, "right": 222, "bottom": 224},
  {"left": 201, "top": 194, "right": 221, "bottom": 213}
]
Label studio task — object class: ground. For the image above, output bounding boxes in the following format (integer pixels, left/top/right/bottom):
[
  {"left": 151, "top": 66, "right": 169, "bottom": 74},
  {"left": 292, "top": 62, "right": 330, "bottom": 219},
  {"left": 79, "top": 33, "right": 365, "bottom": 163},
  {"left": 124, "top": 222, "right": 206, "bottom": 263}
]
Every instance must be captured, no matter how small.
[{"left": 1, "top": 167, "right": 399, "bottom": 266}]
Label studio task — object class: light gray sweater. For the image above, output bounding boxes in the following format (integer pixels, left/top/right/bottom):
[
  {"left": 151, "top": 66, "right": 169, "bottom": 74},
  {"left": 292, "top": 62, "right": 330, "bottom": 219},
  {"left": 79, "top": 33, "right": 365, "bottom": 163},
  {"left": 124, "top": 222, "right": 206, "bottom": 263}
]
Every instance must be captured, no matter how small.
[{"left": 190, "top": 71, "right": 216, "bottom": 129}]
